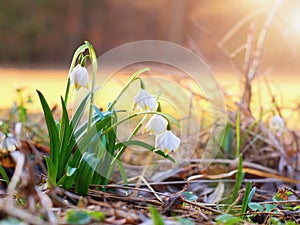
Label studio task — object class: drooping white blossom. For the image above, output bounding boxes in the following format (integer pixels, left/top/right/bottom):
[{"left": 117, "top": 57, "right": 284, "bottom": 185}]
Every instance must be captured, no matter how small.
[
  {"left": 132, "top": 89, "right": 157, "bottom": 112},
  {"left": 269, "top": 115, "right": 284, "bottom": 135},
  {"left": 0, "top": 133, "right": 18, "bottom": 152},
  {"left": 155, "top": 130, "right": 180, "bottom": 155},
  {"left": 69, "top": 64, "right": 89, "bottom": 90},
  {"left": 144, "top": 115, "right": 168, "bottom": 135}
]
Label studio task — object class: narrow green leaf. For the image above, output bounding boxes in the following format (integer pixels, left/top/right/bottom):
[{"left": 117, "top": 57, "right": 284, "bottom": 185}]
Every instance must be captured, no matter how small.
[
  {"left": 92, "top": 105, "right": 104, "bottom": 119},
  {"left": 114, "top": 140, "right": 176, "bottom": 163},
  {"left": 70, "top": 93, "right": 91, "bottom": 129},
  {"left": 248, "top": 187, "right": 256, "bottom": 204},
  {"left": 222, "top": 123, "right": 234, "bottom": 154},
  {"left": 75, "top": 152, "right": 100, "bottom": 195},
  {"left": 37, "top": 90, "right": 59, "bottom": 169},
  {"left": 148, "top": 206, "right": 165, "bottom": 225},
  {"left": 66, "top": 166, "right": 77, "bottom": 176},
  {"left": 240, "top": 182, "right": 252, "bottom": 218},
  {"left": 57, "top": 96, "right": 72, "bottom": 179},
  {"left": 116, "top": 160, "right": 128, "bottom": 191},
  {"left": 74, "top": 112, "right": 112, "bottom": 140},
  {"left": 61, "top": 171, "right": 76, "bottom": 190},
  {"left": 230, "top": 154, "right": 243, "bottom": 204},
  {"left": 75, "top": 117, "right": 111, "bottom": 156},
  {"left": 235, "top": 109, "right": 241, "bottom": 157},
  {"left": 44, "top": 156, "right": 56, "bottom": 185},
  {"left": 0, "top": 165, "right": 9, "bottom": 184},
  {"left": 106, "top": 109, "right": 117, "bottom": 155}
]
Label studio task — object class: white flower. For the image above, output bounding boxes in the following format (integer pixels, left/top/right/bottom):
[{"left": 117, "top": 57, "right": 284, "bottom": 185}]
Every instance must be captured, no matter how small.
[
  {"left": 69, "top": 64, "right": 89, "bottom": 90},
  {"left": 132, "top": 89, "right": 157, "bottom": 111},
  {"left": 155, "top": 130, "right": 180, "bottom": 155},
  {"left": 144, "top": 115, "right": 168, "bottom": 135},
  {"left": 0, "top": 133, "right": 18, "bottom": 152},
  {"left": 269, "top": 115, "right": 284, "bottom": 135}
]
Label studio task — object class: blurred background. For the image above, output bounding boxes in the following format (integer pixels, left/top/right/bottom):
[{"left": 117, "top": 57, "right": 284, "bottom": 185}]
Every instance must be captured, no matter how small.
[{"left": 0, "top": 0, "right": 300, "bottom": 111}]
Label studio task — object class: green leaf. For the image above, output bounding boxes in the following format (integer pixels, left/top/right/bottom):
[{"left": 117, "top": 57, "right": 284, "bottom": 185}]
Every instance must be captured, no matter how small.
[
  {"left": 215, "top": 214, "right": 241, "bottom": 225},
  {"left": 0, "top": 164, "right": 9, "bottom": 184},
  {"left": 248, "top": 187, "right": 256, "bottom": 204},
  {"left": 248, "top": 202, "right": 263, "bottom": 212},
  {"left": 66, "top": 166, "right": 77, "bottom": 176},
  {"left": 37, "top": 90, "right": 59, "bottom": 170},
  {"left": 265, "top": 203, "right": 277, "bottom": 213},
  {"left": 75, "top": 152, "right": 100, "bottom": 195},
  {"left": 92, "top": 105, "right": 104, "bottom": 119},
  {"left": 181, "top": 192, "right": 198, "bottom": 201},
  {"left": 61, "top": 170, "right": 76, "bottom": 190},
  {"left": 240, "top": 182, "right": 252, "bottom": 217},
  {"left": 222, "top": 122, "right": 234, "bottom": 154},
  {"left": 235, "top": 109, "right": 241, "bottom": 157},
  {"left": 70, "top": 93, "right": 91, "bottom": 129},
  {"left": 114, "top": 140, "right": 175, "bottom": 163},
  {"left": 65, "top": 209, "right": 91, "bottom": 225},
  {"left": 44, "top": 156, "right": 56, "bottom": 185},
  {"left": 116, "top": 160, "right": 128, "bottom": 191},
  {"left": 75, "top": 116, "right": 111, "bottom": 157},
  {"left": 148, "top": 206, "right": 165, "bottom": 225},
  {"left": 230, "top": 154, "right": 243, "bottom": 204},
  {"left": 57, "top": 96, "right": 73, "bottom": 179}
]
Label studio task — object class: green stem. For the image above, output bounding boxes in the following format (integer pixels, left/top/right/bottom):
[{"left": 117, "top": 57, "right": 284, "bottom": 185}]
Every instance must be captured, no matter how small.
[
  {"left": 235, "top": 109, "right": 241, "bottom": 157},
  {"left": 85, "top": 41, "right": 98, "bottom": 131},
  {"left": 111, "top": 114, "right": 148, "bottom": 165},
  {"left": 107, "top": 67, "right": 150, "bottom": 111}
]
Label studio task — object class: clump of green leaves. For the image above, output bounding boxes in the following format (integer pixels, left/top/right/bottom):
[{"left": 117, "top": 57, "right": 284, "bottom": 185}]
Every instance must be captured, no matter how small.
[{"left": 38, "top": 41, "right": 180, "bottom": 195}]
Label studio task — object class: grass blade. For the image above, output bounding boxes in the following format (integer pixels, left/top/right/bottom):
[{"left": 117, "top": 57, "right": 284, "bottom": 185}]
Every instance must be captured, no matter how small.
[
  {"left": 240, "top": 182, "right": 252, "bottom": 218},
  {"left": 148, "top": 206, "right": 165, "bottom": 225},
  {"left": 230, "top": 154, "right": 244, "bottom": 204}
]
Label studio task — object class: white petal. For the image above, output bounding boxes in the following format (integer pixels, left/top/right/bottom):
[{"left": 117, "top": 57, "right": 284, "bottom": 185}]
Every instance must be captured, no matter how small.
[
  {"left": 269, "top": 115, "right": 284, "bottom": 134},
  {"left": 133, "top": 89, "right": 157, "bottom": 111},
  {"left": 69, "top": 65, "right": 89, "bottom": 90},
  {"left": 145, "top": 115, "right": 168, "bottom": 135},
  {"left": 4, "top": 135, "right": 17, "bottom": 152},
  {"left": 155, "top": 130, "right": 180, "bottom": 154}
]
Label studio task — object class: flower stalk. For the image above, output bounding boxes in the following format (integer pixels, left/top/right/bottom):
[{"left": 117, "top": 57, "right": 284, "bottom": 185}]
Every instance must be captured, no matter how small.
[{"left": 85, "top": 41, "right": 98, "bottom": 130}]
